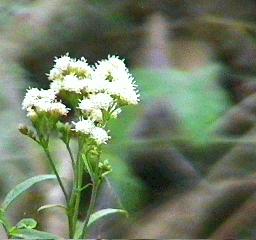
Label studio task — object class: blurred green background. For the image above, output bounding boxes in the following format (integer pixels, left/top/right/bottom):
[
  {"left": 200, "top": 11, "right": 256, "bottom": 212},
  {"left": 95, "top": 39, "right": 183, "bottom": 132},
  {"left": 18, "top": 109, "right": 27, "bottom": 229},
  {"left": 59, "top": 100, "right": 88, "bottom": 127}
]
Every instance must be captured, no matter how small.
[{"left": 1, "top": 0, "right": 256, "bottom": 238}]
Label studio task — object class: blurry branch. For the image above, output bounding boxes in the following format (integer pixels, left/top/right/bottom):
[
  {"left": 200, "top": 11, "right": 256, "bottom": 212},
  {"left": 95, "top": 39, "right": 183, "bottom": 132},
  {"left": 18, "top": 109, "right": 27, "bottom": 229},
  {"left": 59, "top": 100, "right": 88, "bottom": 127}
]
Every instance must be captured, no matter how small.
[
  {"left": 126, "top": 178, "right": 256, "bottom": 239},
  {"left": 119, "top": 14, "right": 256, "bottom": 33},
  {"left": 107, "top": 135, "right": 256, "bottom": 151},
  {"left": 199, "top": 15, "right": 256, "bottom": 32},
  {"left": 211, "top": 92, "right": 256, "bottom": 136},
  {"left": 208, "top": 125, "right": 256, "bottom": 181},
  {"left": 210, "top": 193, "right": 256, "bottom": 239}
]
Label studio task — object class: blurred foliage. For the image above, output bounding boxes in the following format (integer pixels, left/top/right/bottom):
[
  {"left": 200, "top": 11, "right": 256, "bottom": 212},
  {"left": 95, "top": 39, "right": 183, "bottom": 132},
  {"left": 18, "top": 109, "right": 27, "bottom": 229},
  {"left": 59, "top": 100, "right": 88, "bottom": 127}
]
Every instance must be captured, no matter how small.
[{"left": 109, "top": 65, "right": 231, "bottom": 145}]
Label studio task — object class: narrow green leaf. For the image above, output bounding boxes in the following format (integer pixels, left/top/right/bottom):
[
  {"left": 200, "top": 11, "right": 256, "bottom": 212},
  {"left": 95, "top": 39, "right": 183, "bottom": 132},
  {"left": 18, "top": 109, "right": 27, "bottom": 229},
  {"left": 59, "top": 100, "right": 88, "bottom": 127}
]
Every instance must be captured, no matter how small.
[
  {"left": 0, "top": 208, "right": 11, "bottom": 231},
  {"left": 88, "top": 208, "right": 128, "bottom": 227},
  {"left": 10, "top": 228, "right": 59, "bottom": 239},
  {"left": 0, "top": 209, "right": 6, "bottom": 225},
  {"left": 16, "top": 218, "right": 37, "bottom": 229},
  {"left": 82, "top": 154, "right": 93, "bottom": 178},
  {"left": 2, "top": 175, "right": 57, "bottom": 211},
  {"left": 37, "top": 204, "right": 66, "bottom": 212}
]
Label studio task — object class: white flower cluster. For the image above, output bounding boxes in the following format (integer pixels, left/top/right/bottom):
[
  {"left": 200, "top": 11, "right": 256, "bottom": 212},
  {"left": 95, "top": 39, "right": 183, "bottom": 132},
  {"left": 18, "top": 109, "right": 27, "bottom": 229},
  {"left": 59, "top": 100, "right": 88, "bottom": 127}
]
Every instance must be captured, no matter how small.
[
  {"left": 48, "top": 54, "right": 93, "bottom": 94},
  {"left": 73, "top": 119, "right": 110, "bottom": 145},
  {"left": 22, "top": 54, "right": 139, "bottom": 145},
  {"left": 93, "top": 55, "right": 140, "bottom": 105},
  {"left": 48, "top": 54, "right": 139, "bottom": 105},
  {"left": 22, "top": 88, "right": 69, "bottom": 118}
]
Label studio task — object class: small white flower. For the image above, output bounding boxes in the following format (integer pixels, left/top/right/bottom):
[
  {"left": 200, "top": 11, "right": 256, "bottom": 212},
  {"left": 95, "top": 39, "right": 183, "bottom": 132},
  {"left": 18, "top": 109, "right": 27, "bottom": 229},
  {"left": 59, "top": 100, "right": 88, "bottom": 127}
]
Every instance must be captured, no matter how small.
[
  {"left": 48, "top": 68, "right": 62, "bottom": 81},
  {"left": 94, "top": 55, "right": 129, "bottom": 82},
  {"left": 35, "top": 100, "right": 53, "bottom": 112},
  {"left": 22, "top": 88, "right": 56, "bottom": 110},
  {"left": 106, "top": 81, "right": 140, "bottom": 105},
  {"left": 22, "top": 88, "right": 69, "bottom": 117},
  {"left": 50, "top": 80, "right": 63, "bottom": 93},
  {"left": 73, "top": 119, "right": 95, "bottom": 135},
  {"left": 49, "top": 102, "right": 69, "bottom": 115},
  {"left": 89, "top": 109, "right": 103, "bottom": 122},
  {"left": 82, "top": 78, "right": 107, "bottom": 93},
  {"left": 90, "top": 127, "right": 110, "bottom": 144},
  {"left": 78, "top": 93, "right": 113, "bottom": 113},
  {"left": 54, "top": 54, "right": 72, "bottom": 71},
  {"left": 107, "top": 55, "right": 126, "bottom": 69},
  {"left": 62, "top": 75, "right": 83, "bottom": 93},
  {"left": 78, "top": 98, "right": 95, "bottom": 112},
  {"left": 90, "top": 93, "right": 113, "bottom": 110},
  {"left": 118, "top": 88, "right": 140, "bottom": 105},
  {"left": 69, "top": 57, "right": 93, "bottom": 78}
]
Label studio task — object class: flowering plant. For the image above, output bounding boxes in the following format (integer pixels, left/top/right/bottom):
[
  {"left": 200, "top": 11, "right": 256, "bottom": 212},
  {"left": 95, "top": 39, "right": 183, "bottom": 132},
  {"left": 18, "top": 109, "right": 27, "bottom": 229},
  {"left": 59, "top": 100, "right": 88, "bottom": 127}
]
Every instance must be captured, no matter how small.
[{"left": 0, "top": 54, "right": 139, "bottom": 239}]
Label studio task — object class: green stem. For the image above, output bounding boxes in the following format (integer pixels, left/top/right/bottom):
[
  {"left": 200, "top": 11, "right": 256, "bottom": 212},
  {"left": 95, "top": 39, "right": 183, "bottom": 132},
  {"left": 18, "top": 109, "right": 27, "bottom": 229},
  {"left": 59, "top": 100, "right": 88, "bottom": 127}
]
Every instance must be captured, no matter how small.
[
  {"left": 64, "top": 142, "right": 76, "bottom": 238},
  {"left": 65, "top": 144, "right": 76, "bottom": 238},
  {"left": 67, "top": 214, "right": 73, "bottom": 239},
  {"left": 72, "top": 157, "right": 83, "bottom": 232},
  {"left": 71, "top": 140, "right": 84, "bottom": 236},
  {"left": 80, "top": 180, "right": 99, "bottom": 239},
  {"left": 66, "top": 143, "right": 75, "bottom": 173},
  {"left": 43, "top": 147, "right": 69, "bottom": 204}
]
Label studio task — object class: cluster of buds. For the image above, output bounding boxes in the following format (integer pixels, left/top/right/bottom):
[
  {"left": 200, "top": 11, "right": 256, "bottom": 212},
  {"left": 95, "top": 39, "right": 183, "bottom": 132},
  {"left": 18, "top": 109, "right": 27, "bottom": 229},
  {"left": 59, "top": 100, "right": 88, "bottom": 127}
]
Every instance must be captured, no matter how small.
[{"left": 21, "top": 54, "right": 140, "bottom": 146}]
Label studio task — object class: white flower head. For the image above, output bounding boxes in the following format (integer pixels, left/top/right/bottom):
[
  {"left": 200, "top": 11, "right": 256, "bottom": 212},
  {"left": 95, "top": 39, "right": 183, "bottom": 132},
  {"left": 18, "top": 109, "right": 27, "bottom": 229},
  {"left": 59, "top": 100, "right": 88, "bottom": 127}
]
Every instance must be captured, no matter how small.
[
  {"left": 22, "top": 88, "right": 56, "bottom": 110},
  {"left": 50, "top": 80, "right": 63, "bottom": 93},
  {"left": 73, "top": 119, "right": 95, "bottom": 135},
  {"left": 62, "top": 75, "right": 83, "bottom": 93},
  {"left": 78, "top": 98, "right": 95, "bottom": 112},
  {"left": 78, "top": 93, "right": 113, "bottom": 113},
  {"left": 82, "top": 78, "right": 107, "bottom": 93},
  {"left": 89, "top": 109, "right": 103, "bottom": 122},
  {"left": 69, "top": 57, "right": 94, "bottom": 78},
  {"left": 90, "top": 127, "right": 110, "bottom": 145},
  {"left": 118, "top": 87, "right": 140, "bottom": 105},
  {"left": 106, "top": 81, "right": 140, "bottom": 105},
  {"left": 34, "top": 100, "right": 53, "bottom": 113},
  {"left": 94, "top": 55, "right": 130, "bottom": 83},
  {"left": 89, "top": 93, "right": 113, "bottom": 110},
  {"left": 54, "top": 54, "right": 72, "bottom": 71},
  {"left": 49, "top": 102, "right": 69, "bottom": 115},
  {"left": 22, "top": 88, "right": 69, "bottom": 118},
  {"left": 107, "top": 55, "right": 126, "bottom": 69},
  {"left": 48, "top": 68, "right": 62, "bottom": 81}
]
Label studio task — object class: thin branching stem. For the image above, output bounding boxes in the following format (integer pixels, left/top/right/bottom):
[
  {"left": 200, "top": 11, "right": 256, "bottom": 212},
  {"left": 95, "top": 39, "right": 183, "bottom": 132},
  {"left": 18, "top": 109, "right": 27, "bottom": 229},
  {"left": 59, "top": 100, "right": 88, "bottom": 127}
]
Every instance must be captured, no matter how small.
[
  {"left": 80, "top": 180, "right": 99, "bottom": 239},
  {"left": 71, "top": 139, "right": 84, "bottom": 235},
  {"left": 64, "top": 142, "right": 77, "bottom": 237},
  {"left": 79, "top": 148, "right": 101, "bottom": 238},
  {"left": 43, "top": 147, "right": 69, "bottom": 204},
  {"left": 65, "top": 143, "right": 76, "bottom": 174}
]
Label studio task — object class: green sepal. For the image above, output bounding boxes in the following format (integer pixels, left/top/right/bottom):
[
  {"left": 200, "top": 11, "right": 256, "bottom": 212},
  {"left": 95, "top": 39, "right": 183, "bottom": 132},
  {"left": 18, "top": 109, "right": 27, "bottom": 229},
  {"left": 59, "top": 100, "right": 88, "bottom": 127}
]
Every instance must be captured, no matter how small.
[
  {"left": 56, "top": 121, "right": 72, "bottom": 144},
  {"left": 18, "top": 124, "right": 39, "bottom": 143}
]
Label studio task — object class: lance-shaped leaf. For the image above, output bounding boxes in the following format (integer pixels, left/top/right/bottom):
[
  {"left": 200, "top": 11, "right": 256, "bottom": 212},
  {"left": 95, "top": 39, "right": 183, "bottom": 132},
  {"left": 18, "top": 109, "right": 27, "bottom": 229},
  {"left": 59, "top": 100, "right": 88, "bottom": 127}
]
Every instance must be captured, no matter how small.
[
  {"left": 88, "top": 208, "right": 128, "bottom": 227},
  {"left": 2, "top": 175, "right": 57, "bottom": 211}
]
